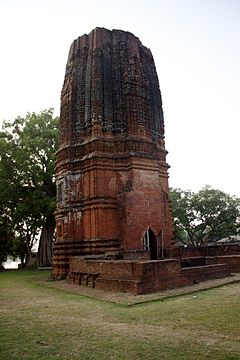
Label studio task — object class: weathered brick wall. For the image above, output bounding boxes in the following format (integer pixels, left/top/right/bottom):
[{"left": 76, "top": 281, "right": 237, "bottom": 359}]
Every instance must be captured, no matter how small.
[
  {"left": 68, "top": 257, "right": 188, "bottom": 294},
  {"left": 53, "top": 28, "right": 173, "bottom": 278},
  {"left": 68, "top": 255, "right": 239, "bottom": 295},
  {"left": 181, "top": 264, "right": 231, "bottom": 283},
  {"left": 165, "top": 244, "right": 240, "bottom": 259},
  {"left": 206, "top": 255, "right": 240, "bottom": 273},
  {"left": 180, "top": 256, "right": 206, "bottom": 267}
]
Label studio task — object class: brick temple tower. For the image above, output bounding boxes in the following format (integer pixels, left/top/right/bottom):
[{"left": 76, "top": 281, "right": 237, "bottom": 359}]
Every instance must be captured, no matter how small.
[{"left": 53, "top": 28, "right": 173, "bottom": 278}]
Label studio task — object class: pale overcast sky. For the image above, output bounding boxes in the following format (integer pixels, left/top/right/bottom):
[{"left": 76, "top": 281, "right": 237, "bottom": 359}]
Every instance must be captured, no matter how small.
[{"left": 0, "top": 0, "right": 239, "bottom": 196}]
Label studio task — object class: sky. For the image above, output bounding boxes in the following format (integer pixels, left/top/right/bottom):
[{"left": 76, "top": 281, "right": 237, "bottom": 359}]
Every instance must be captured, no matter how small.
[{"left": 0, "top": 0, "right": 239, "bottom": 196}]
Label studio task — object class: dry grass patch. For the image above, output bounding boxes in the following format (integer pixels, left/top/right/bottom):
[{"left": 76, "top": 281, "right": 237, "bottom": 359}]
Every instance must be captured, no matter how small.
[{"left": 0, "top": 270, "right": 239, "bottom": 360}]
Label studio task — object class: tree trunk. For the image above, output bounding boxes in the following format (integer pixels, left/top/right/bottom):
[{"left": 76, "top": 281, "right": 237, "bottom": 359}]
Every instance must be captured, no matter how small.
[
  {"left": 20, "top": 254, "right": 25, "bottom": 268},
  {"left": 37, "top": 213, "right": 55, "bottom": 267}
]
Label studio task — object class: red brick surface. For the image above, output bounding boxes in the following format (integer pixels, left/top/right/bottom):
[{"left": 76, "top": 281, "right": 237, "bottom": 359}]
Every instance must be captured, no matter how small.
[
  {"left": 68, "top": 255, "right": 239, "bottom": 294},
  {"left": 165, "top": 244, "right": 240, "bottom": 258},
  {"left": 68, "top": 257, "right": 187, "bottom": 295},
  {"left": 68, "top": 256, "right": 239, "bottom": 294},
  {"left": 181, "top": 264, "right": 231, "bottom": 283},
  {"left": 206, "top": 255, "right": 240, "bottom": 273},
  {"left": 53, "top": 28, "right": 173, "bottom": 278}
]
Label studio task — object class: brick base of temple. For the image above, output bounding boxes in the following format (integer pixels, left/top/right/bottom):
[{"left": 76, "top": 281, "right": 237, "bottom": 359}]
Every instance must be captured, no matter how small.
[{"left": 66, "top": 254, "right": 240, "bottom": 295}]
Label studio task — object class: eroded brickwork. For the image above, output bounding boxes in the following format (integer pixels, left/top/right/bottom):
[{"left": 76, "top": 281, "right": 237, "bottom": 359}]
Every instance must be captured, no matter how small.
[
  {"left": 53, "top": 28, "right": 173, "bottom": 278},
  {"left": 67, "top": 257, "right": 232, "bottom": 294}
]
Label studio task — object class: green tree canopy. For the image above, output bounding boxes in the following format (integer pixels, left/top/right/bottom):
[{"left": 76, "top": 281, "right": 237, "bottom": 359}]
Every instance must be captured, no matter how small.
[
  {"left": 170, "top": 186, "right": 240, "bottom": 247},
  {"left": 0, "top": 109, "right": 58, "bottom": 267}
]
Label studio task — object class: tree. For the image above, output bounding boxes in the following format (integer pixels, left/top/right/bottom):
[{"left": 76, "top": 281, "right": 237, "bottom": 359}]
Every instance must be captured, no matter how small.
[
  {"left": 170, "top": 186, "right": 240, "bottom": 247},
  {"left": 0, "top": 217, "right": 14, "bottom": 269},
  {"left": 0, "top": 109, "right": 58, "bottom": 267}
]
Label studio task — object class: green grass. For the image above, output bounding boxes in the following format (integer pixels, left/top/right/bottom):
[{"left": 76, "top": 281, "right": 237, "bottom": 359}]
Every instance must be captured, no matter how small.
[{"left": 0, "top": 270, "right": 240, "bottom": 360}]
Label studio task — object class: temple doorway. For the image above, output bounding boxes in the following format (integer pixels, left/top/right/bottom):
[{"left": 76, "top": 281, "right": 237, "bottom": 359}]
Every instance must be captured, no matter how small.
[{"left": 144, "top": 228, "right": 158, "bottom": 260}]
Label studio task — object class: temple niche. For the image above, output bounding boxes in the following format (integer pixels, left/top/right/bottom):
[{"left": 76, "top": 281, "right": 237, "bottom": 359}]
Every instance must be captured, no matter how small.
[{"left": 53, "top": 27, "right": 175, "bottom": 293}]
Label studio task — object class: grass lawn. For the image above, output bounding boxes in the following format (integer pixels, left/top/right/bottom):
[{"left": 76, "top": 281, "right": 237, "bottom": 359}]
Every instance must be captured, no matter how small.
[{"left": 0, "top": 270, "right": 239, "bottom": 360}]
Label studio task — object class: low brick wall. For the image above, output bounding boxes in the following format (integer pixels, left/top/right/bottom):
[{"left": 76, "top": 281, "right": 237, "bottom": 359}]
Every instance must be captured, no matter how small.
[
  {"left": 206, "top": 255, "right": 240, "bottom": 273},
  {"left": 68, "top": 256, "right": 237, "bottom": 295},
  {"left": 123, "top": 250, "right": 150, "bottom": 261},
  {"left": 181, "top": 264, "right": 230, "bottom": 283},
  {"left": 165, "top": 244, "right": 240, "bottom": 259},
  {"left": 181, "top": 257, "right": 206, "bottom": 268},
  {"left": 69, "top": 257, "right": 190, "bottom": 295}
]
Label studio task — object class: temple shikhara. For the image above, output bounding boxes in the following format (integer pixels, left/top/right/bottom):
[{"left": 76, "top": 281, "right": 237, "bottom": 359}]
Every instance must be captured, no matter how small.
[{"left": 53, "top": 28, "right": 240, "bottom": 294}]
